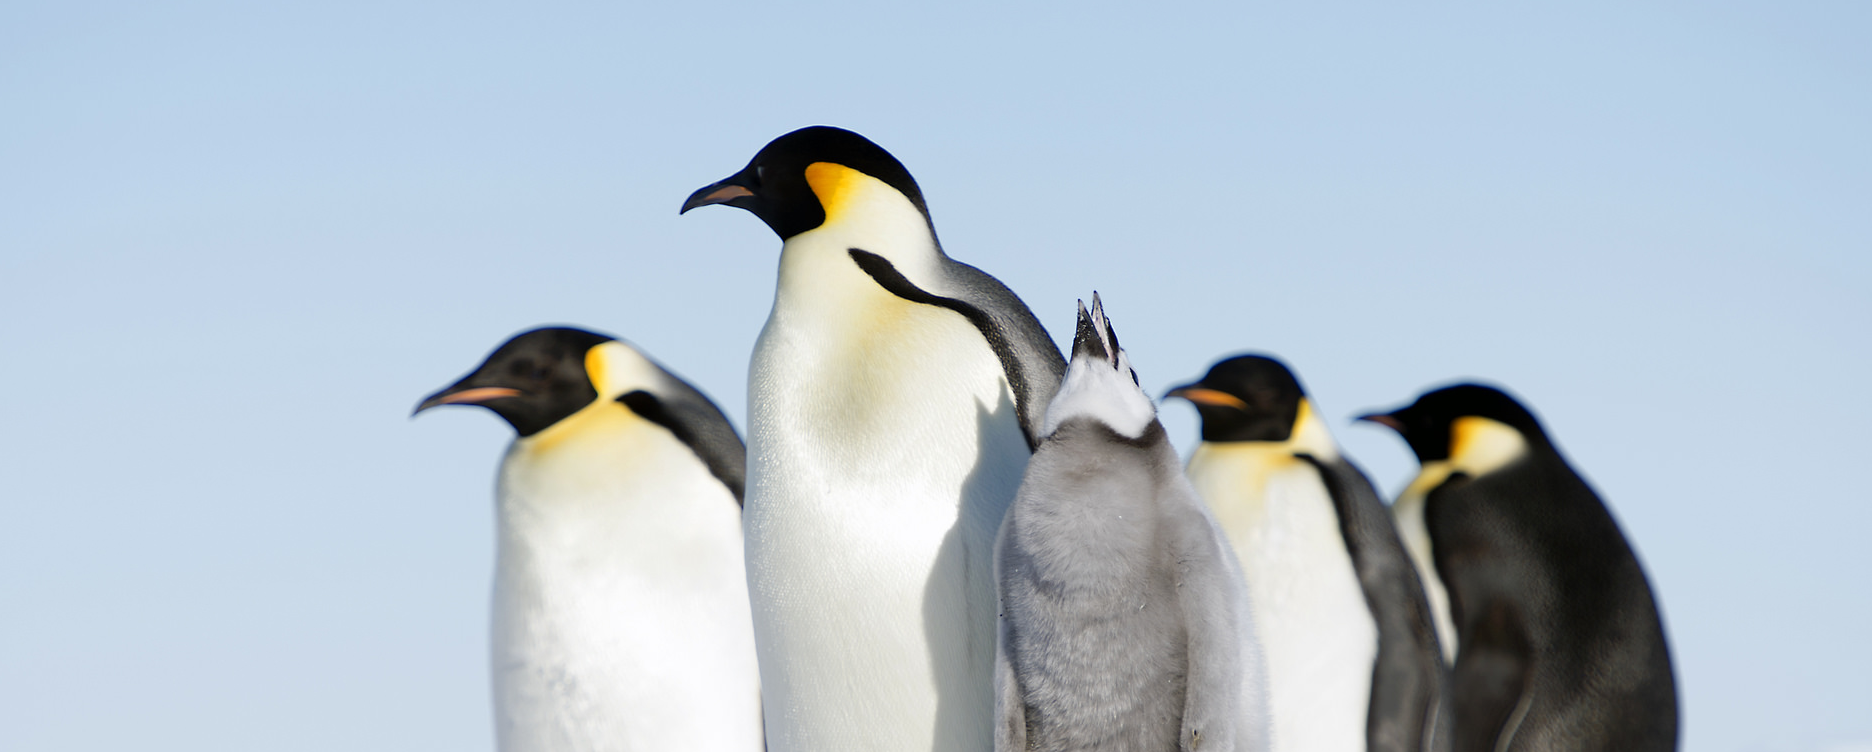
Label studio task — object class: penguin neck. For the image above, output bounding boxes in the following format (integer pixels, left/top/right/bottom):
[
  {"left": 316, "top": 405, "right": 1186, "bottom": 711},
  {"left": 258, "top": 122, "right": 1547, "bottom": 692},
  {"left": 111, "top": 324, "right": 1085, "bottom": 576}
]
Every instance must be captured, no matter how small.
[
  {"left": 498, "top": 403, "right": 735, "bottom": 565},
  {"left": 1185, "top": 400, "right": 1341, "bottom": 539},
  {"left": 1187, "top": 400, "right": 1340, "bottom": 476},
  {"left": 776, "top": 167, "right": 948, "bottom": 314},
  {"left": 755, "top": 172, "right": 1023, "bottom": 481}
]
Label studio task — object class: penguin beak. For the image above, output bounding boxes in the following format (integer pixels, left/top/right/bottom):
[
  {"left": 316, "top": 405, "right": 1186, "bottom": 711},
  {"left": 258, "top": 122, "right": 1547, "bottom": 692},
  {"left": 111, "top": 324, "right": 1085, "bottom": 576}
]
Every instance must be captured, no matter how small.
[
  {"left": 1070, "top": 293, "right": 1123, "bottom": 369},
  {"left": 412, "top": 386, "right": 524, "bottom": 416},
  {"left": 680, "top": 173, "right": 756, "bottom": 214},
  {"left": 1355, "top": 412, "right": 1405, "bottom": 432},
  {"left": 1163, "top": 386, "right": 1249, "bottom": 410}
]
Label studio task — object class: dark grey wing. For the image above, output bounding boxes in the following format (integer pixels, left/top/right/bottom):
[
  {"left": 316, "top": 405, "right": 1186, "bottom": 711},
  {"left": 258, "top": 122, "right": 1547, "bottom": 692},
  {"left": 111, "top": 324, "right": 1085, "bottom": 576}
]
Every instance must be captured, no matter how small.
[
  {"left": 847, "top": 250, "right": 1065, "bottom": 449},
  {"left": 1302, "top": 455, "right": 1451, "bottom": 752},
  {"left": 617, "top": 376, "right": 747, "bottom": 506},
  {"left": 1449, "top": 600, "right": 1533, "bottom": 752}
]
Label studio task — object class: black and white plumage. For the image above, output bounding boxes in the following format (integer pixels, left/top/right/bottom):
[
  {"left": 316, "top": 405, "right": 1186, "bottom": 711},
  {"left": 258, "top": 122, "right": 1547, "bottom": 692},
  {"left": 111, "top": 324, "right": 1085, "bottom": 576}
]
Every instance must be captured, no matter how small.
[
  {"left": 1167, "top": 355, "right": 1449, "bottom": 752},
  {"left": 682, "top": 126, "right": 1066, "bottom": 752},
  {"left": 994, "top": 296, "right": 1269, "bottom": 752},
  {"left": 415, "top": 327, "right": 761, "bottom": 752},
  {"left": 1360, "top": 384, "right": 1677, "bottom": 752}
]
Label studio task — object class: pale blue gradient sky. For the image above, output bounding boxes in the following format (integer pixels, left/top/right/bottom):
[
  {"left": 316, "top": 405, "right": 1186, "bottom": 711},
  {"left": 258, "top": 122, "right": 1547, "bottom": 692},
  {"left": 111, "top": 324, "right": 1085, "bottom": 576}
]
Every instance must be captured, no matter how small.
[{"left": 2, "top": 2, "right": 1867, "bottom": 750}]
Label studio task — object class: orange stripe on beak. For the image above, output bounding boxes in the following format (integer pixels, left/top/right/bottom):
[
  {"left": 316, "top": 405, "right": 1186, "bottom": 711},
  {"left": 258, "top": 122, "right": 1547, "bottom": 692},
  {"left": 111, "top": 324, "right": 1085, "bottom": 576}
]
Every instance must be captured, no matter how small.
[
  {"left": 434, "top": 387, "right": 522, "bottom": 405},
  {"left": 1167, "top": 387, "right": 1249, "bottom": 410}
]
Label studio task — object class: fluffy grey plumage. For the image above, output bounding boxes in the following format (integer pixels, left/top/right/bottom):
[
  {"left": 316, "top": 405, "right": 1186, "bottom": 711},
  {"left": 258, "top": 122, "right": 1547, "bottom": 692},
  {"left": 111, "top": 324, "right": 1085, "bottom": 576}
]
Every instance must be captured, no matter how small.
[{"left": 995, "top": 296, "right": 1267, "bottom": 752}]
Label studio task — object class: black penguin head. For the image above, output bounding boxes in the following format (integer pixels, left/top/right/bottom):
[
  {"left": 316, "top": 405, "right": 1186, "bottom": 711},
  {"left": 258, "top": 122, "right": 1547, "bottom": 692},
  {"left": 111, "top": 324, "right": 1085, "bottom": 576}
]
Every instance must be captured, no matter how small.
[
  {"left": 1358, "top": 383, "right": 1548, "bottom": 463},
  {"left": 414, "top": 327, "right": 616, "bottom": 437},
  {"left": 1165, "top": 355, "right": 1307, "bottom": 443},
  {"left": 679, "top": 126, "right": 931, "bottom": 240}
]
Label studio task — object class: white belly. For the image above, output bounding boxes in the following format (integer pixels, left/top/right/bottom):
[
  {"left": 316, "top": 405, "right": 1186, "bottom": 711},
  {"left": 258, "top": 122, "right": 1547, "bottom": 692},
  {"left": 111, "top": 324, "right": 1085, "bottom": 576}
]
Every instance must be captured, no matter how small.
[
  {"left": 493, "top": 418, "right": 763, "bottom": 752},
  {"left": 1190, "top": 447, "right": 1380, "bottom": 752},
  {"left": 745, "top": 281, "right": 1029, "bottom": 752}
]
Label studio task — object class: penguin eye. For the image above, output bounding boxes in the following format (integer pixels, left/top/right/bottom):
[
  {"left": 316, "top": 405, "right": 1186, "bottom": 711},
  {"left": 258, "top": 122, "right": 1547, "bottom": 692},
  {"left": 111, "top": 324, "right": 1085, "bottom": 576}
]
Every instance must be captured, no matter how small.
[{"left": 753, "top": 165, "right": 766, "bottom": 186}]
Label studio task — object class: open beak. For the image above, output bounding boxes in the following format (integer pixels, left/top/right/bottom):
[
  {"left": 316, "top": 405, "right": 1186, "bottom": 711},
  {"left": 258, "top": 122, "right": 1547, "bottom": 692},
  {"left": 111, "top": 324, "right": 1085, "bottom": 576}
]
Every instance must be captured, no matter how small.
[{"left": 412, "top": 387, "right": 523, "bottom": 417}]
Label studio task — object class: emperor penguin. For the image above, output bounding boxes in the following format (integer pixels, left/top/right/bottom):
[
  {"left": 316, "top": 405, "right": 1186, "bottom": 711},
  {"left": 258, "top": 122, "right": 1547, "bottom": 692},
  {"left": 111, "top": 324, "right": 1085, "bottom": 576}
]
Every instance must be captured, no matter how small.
[
  {"left": 681, "top": 126, "right": 1066, "bottom": 752},
  {"left": 994, "top": 296, "right": 1269, "bottom": 752},
  {"left": 1358, "top": 384, "right": 1677, "bottom": 752},
  {"left": 1165, "top": 355, "right": 1448, "bottom": 752},
  {"left": 414, "top": 327, "right": 762, "bottom": 752}
]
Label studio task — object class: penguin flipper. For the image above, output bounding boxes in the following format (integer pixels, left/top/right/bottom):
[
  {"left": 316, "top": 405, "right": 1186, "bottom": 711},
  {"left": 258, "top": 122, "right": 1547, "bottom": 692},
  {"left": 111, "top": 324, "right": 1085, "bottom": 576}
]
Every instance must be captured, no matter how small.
[
  {"left": 1450, "top": 600, "right": 1534, "bottom": 752},
  {"left": 934, "top": 259, "right": 1067, "bottom": 449},
  {"left": 1301, "top": 455, "right": 1451, "bottom": 752}
]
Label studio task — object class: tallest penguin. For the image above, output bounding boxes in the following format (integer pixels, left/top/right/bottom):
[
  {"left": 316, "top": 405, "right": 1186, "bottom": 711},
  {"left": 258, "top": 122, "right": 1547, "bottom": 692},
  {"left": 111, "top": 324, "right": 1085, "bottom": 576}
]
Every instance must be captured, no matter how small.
[{"left": 683, "top": 126, "right": 1066, "bottom": 752}]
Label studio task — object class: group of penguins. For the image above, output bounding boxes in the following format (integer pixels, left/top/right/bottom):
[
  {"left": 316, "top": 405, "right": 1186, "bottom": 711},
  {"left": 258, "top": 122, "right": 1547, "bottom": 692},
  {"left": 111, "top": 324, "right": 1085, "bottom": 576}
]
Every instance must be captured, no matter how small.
[{"left": 415, "top": 126, "right": 1678, "bottom": 752}]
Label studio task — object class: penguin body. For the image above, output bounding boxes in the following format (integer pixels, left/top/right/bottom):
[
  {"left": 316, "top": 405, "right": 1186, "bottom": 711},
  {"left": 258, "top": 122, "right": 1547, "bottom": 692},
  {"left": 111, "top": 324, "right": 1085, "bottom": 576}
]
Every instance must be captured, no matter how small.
[
  {"left": 1361, "top": 385, "right": 1677, "bottom": 752},
  {"left": 683, "top": 127, "right": 1065, "bottom": 752},
  {"left": 994, "top": 297, "right": 1268, "bottom": 752},
  {"left": 1168, "top": 356, "right": 1448, "bottom": 752},
  {"left": 416, "top": 327, "right": 761, "bottom": 752}
]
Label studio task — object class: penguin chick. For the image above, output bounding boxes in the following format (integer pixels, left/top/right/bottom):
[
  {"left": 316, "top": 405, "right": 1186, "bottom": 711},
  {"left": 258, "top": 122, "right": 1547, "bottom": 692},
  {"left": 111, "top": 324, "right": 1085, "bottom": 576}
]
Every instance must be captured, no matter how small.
[
  {"left": 682, "top": 126, "right": 1065, "bottom": 752},
  {"left": 415, "top": 327, "right": 761, "bottom": 752},
  {"left": 1359, "top": 384, "right": 1676, "bottom": 752},
  {"left": 1167, "top": 355, "right": 1449, "bottom": 752},
  {"left": 995, "top": 295, "right": 1268, "bottom": 752}
]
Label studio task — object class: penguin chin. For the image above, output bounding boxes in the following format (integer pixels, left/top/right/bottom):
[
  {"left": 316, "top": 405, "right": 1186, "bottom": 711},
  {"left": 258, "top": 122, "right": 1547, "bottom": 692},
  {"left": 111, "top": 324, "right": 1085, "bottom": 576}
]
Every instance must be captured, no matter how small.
[{"left": 1041, "top": 350, "right": 1157, "bottom": 440}]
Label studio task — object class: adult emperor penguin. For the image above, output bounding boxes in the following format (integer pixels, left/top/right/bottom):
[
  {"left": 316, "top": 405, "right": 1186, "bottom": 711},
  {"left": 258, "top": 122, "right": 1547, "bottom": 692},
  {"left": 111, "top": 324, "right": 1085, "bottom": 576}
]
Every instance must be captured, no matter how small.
[
  {"left": 995, "top": 296, "right": 1269, "bottom": 752},
  {"left": 414, "top": 327, "right": 762, "bottom": 752},
  {"left": 681, "top": 126, "right": 1066, "bottom": 752},
  {"left": 1165, "top": 355, "right": 1448, "bottom": 752},
  {"left": 1359, "top": 384, "right": 1677, "bottom": 752}
]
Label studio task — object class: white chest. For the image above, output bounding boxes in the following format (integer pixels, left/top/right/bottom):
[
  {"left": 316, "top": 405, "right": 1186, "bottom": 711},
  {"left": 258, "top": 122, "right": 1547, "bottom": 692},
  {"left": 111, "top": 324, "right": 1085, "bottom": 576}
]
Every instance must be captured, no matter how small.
[
  {"left": 491, "top": 414, "right": 761, "bottom": 752},
  {"left": 1392, "top": 483, "right": 1459, "bottom": 664},
  {"left": 1188, "top": 445, "right": 1379, "bottom": 752},
  {"left": 740, "top": 229, "right": 1029, "bottom": 752}
]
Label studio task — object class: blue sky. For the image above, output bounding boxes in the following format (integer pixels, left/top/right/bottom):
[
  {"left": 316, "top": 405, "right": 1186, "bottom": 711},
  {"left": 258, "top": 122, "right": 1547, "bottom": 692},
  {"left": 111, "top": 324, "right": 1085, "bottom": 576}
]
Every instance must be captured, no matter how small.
[{"left": 2, "top": 2, "right": 1867, "bottom": 750}]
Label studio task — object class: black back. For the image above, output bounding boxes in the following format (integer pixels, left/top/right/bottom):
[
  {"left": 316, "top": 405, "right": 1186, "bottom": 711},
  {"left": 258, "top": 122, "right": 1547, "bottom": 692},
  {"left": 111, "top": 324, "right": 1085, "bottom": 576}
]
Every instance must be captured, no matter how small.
[{"left": 1374, "top": 384, "right": 1677, "bottom": 752}]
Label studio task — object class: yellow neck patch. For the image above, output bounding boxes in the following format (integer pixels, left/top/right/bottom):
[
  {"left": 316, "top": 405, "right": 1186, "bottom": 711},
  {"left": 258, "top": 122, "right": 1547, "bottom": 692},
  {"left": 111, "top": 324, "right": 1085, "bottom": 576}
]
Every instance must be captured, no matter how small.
[
  {"left": 585, "top": 344, "right": 611, "bottom": 398},
  {"left": 804, "top": 162, "right": 869, "bottom": 225}
]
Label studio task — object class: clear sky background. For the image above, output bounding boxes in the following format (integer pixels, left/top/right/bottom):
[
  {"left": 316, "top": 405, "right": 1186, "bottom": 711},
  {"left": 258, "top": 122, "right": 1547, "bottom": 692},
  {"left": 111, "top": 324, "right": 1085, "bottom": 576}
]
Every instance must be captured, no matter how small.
[{"left": 2, "top": 2, "right": 1867, "bottom": 750}]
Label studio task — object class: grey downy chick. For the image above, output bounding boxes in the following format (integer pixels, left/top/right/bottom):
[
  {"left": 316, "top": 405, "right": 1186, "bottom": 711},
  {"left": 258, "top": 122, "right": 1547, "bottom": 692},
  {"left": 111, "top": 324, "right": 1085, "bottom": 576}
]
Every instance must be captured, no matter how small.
[{"left": 994, "top": 294, "right": 1270, "bottom": 752}]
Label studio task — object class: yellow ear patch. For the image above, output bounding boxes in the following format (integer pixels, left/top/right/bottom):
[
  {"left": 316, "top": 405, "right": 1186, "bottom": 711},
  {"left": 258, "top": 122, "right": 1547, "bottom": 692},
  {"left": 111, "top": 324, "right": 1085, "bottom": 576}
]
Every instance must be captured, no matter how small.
[
  {"left": 1286, "top": 399, "right": 1341, "bottom": 460},
  {"left": 1398, "top": 417, "right": 1528, "bottom": 507},
  {"left": 804, "top": 162, "right": 867, "bottom": 224},
  {"left": 584, "top": 343, "right": 610, "bottom": 396},
  {"left": 1448, "top": 416, "right": 1528, "bottom": 477}
]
